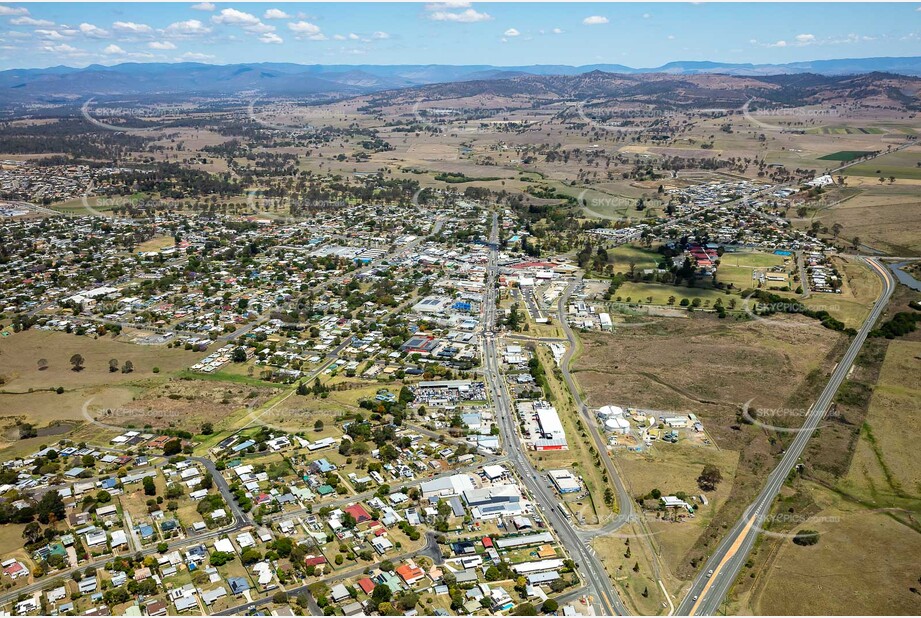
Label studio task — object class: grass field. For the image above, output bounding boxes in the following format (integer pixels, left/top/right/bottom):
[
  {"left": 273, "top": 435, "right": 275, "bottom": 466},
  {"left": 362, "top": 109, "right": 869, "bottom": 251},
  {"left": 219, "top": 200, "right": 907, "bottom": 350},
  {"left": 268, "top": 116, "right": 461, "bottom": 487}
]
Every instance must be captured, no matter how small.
[
  {"left": 842, "top": 340, "right": 921, "bottom": 503},
  {"left": 611, "top": 282, "right": 731, "bottom": 307},
  {"left": 606, "top": 245, "right": 663, "bottom": 275},
  {"left": 750, "top": 485, "right": 921, "bottom": 615},
  {"left": 818, "top": 150, "right": 875, "bottom": 161},
  {"left": 617, "top": 444, "right": 740, "bottom": 598},
  {"left": 809, "top": 184, "right": 921, "bottom": 255},
  {"left": 843, "top": 148, "right": 921, "bottom": 181}
]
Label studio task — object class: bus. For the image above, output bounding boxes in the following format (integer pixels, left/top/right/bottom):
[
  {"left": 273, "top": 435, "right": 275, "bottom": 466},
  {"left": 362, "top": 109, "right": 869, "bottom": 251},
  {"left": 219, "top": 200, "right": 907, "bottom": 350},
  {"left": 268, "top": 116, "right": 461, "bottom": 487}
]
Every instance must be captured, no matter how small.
[{"left": 558, "top": 502, "right": 571, "bottom": 520}]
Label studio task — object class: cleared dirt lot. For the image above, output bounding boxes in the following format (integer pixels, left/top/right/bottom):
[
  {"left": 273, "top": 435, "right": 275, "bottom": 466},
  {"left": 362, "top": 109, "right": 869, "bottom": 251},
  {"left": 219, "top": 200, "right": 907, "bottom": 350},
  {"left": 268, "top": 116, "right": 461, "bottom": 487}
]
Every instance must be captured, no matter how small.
[
  {"left": 573, "top": 313, "right": 847, "bottom": 582},
  {"left": 574, "top": 314, "right": 843, "bottom": 421}
]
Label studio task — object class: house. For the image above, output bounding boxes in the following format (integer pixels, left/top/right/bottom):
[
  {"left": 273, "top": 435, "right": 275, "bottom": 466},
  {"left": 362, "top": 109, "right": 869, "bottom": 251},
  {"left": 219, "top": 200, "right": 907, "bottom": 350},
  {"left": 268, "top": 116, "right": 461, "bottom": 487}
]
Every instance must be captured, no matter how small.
[
  {"left": 228, "top": 577, "right": 250, "bottom": 595},
  {"left": 78, "top": 576, "right": 98, "bottom": 594},
  {"left": 330, "top": 583, "right": 351, "bottom": 603},
  {"left": 371, "top": 537, "right": 393, "bottom": 555},
  {"left": 201, "top": 586, "right": 227, "bottom": 606},
  {"left": 357, "top": 577, "right": 376, "bottom": 595},
  {"left": 344, "top": 503, "right": 372, "bottom": 524},
  {"left": 396, "top": 562, "right": 425, "bottom": 586}
]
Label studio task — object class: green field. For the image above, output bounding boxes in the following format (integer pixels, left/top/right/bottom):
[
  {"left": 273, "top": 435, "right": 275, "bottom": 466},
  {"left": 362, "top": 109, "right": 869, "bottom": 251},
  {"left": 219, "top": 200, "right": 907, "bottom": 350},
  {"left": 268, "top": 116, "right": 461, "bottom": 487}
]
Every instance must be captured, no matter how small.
[
  {"left": 818, "top": 150, "right": 875, "bottom": 161},
  {"left": 611, "top": 281, "right": 731, "bottom": 306},
  {"left": 605, "top": 244, "right": 663, "bottom": 273},
  {"left": 843, "top": 150, "right": 921, "bottom": 180},
  {"left": 809, "top": 127, "right": 884, "bottom": 136},
  {"left": 720, "top": 251, "right": 787, "bottom": 269}
]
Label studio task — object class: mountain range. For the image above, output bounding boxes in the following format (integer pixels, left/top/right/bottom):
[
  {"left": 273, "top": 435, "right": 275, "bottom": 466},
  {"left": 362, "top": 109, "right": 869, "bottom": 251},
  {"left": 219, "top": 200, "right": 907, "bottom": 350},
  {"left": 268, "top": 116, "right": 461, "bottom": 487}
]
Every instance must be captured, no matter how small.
[{"left": 2, "top": 56, "right": 921, "bottom": 105}]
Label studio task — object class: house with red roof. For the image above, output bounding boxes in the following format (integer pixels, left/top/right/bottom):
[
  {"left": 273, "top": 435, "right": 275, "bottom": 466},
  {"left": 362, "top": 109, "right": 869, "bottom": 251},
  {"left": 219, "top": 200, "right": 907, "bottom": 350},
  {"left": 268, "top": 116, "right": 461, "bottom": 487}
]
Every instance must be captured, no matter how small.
[
  {"left": 344, "top": 503, "right": 372, "bottom": 524},
  {"left": 357, "top": 577, "right": 376, "bottom": 595},
  {"left": 395, "top": 562, "right": 425, "bottom": 585}
]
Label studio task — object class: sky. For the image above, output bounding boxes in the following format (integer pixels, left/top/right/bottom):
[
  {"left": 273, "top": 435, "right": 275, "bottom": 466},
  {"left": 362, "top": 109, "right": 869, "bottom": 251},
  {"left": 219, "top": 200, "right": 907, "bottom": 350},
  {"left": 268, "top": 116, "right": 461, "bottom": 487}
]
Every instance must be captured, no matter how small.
[{"left": 0, "top": 2, "right": 919, "bottom": 70}]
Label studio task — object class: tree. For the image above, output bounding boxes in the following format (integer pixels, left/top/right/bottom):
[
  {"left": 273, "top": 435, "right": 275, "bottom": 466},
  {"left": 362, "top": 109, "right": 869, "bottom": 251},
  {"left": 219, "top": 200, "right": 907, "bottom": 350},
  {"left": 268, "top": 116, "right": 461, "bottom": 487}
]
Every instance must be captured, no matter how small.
[
  {"left": 541, "top": 599, "right": 559, "bottom": 613},
  {"left": 121, "top": 360, "right": 134, "bottom": 374},
  {"left": 69, "top": 354, "right": 85, "bottom": 371},
  {"left": 792, "top": 530, "right": 820, "bottom": 546},
  {"left": 143, "top": 476, "right": 157, "bottom": 496},
  {"left": 697, "top": 464, "right": 723, "bottom": 491},
  {"left": 36, "top": 491, "right": 65, "bottom": 524},
  {"left": 108, "top": 359, "right": 119, "bottom": 373},
  {"left": 22, "top": 521, "right": 42, "bottom": 544},
  {"left": 314, "top": 419, "right": 324, "bottom": 432},
  {"left": 201, "top": 422, "right": 214, "bottom": 435},
  {"left": 512, "top": 603, "right": 538, "bottom": 616},
  {"left": 163, "top": 439, "right": 182, "bottom": 456},
  {"left": 232, "top": 347, "right": 247, "bottom": 363}
]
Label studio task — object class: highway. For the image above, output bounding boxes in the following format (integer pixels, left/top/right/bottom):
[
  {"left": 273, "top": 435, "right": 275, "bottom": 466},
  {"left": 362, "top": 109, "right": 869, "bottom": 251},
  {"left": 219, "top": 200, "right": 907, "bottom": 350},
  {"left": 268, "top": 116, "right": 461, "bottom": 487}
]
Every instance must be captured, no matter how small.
[
  {"left": 676, "top": 256, "right": 896, "bottom": 616},
  {"left": 481, "top": 211, "right": 628, "bottom": 616}
]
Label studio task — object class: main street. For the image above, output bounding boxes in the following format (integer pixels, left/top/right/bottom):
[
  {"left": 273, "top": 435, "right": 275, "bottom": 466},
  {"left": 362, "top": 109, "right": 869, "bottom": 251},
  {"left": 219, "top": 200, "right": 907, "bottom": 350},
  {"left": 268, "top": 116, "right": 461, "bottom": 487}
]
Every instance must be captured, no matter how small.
[
  {"left": 677, "top": 256, "right": 896, "bottom": 616},
  {"left": 481, "top": 211, "right": 628, "bottom": 616}
]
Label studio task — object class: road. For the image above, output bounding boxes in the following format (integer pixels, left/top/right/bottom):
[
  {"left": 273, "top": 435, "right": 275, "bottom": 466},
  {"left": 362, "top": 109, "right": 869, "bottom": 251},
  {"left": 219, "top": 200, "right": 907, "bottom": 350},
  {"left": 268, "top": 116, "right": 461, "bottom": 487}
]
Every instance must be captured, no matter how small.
[
  {"left": 677, "top": 256, "right": 896, "bottom": 616},
  {"left": 481, "top": 211, "right": 628, "bottom": 616}
]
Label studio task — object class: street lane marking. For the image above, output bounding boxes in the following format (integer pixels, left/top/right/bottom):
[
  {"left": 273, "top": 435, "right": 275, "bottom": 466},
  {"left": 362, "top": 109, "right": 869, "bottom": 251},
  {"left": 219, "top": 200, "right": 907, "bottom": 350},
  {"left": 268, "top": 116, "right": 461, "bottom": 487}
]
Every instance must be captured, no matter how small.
[{"left": 688, "top": 513, "right": 757, "bottom": 616}]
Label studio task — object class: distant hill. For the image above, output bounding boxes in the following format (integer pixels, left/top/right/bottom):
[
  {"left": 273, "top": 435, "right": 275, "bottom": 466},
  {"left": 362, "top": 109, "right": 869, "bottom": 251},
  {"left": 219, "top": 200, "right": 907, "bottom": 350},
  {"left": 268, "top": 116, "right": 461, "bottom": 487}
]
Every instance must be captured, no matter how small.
[
  {"left": 1, "top": 56, "right": 921, "bottom": 105},
  {"left": 360, "top": 70, "right": 921, "bottom": 112}
]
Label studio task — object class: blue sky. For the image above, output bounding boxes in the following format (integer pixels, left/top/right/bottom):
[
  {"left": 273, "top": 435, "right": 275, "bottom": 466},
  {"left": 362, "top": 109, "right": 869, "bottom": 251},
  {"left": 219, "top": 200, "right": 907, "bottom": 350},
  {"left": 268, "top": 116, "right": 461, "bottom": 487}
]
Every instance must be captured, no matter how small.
[{"left": 0, "top": 2, "right": 919, "bottom": 70}]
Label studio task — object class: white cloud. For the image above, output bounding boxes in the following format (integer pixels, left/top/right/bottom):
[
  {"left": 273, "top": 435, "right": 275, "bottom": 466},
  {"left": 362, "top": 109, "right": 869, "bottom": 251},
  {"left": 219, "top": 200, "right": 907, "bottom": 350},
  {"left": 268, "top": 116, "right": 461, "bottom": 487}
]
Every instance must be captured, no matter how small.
[
  {"left": 263, "top": 9, "right": 290, "bottom": 20},
  {"left": 79, "top": 23, "right": 110, "bottom": 38},
  {"left": 288, "top": 20, "right": 322, "bottom": 38},
  {"left": 371, "top": 31, "right": 390, "bottom": 39},
  {"left": 667, "top": 34, "right": 676, "bottom": 40},
  {"left": 103, "top": 44, "right": 125, "bottom": 55},
  {"left": 0, "top": 5, "right": 29, "bottom": 16},
  {"left": 643, "top": 13, "right": 651, "bottom": 18},
  {"left": 504, "top": 28, "right": 520, "bottom": 37},
  {"left": 333, "top": 34, "right": 346, "bottom": 40},
  {"left": 583, "top": 15, "right": 609, "bottom": 25},
  {"left": 348, "top": 32, "right": 360, "bottom": 40},
  {"left": 163, "top": 19, "right": 211, "bottom": 37},
  {"left": 11, "top": 16, "right": 54, "bottom": 27},
  {"left": 259, "top": 32, "right": 283, "bottom": 44},
  {"left": 769, "top": 40, "right": 788, "bottom": 47},
  {"left": 552, "top": 27, "right": 563, "bottom": 34},
  {"left": 179, "top": 51, "right": 215, "bottom": 60},
  {"left": 113, "top": 21, "right": 154, "bottom": 34},
  {"left": 212, "top": 8, "right": 261, "bottom": 26},
  {"left": 191, "top": 2, "right": 215, "bottom": 11},
  {"left": 428, "top": 8, "right": 492, "bottom": 22},
  {"left": 35, "top": 29, "right": 68, "bottom": 41},
  {"left": 795, "top": 33, "right": 815, "bottom": 44},
  {"left": 42, "top": 43, "right": 86, "bottom": 57},
  {"left": 148, "top": 41, "right": 176, "bottom": 50}
]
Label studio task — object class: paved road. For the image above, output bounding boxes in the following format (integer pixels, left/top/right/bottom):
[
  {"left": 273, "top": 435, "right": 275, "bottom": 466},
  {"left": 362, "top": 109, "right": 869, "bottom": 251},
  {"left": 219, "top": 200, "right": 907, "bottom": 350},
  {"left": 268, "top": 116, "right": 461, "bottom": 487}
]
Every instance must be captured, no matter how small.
[
  {"left": 481, "top": 212, "right": 628, "bottom": 616},
  {"left": 676, "top": 257, "right": 896, "bottom": 616}
]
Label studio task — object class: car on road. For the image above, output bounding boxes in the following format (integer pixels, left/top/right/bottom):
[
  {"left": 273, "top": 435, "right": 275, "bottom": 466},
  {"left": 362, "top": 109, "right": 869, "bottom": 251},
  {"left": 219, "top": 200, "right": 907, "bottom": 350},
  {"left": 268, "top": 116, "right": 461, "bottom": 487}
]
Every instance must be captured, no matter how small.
[{"left": 707, "top": 569, "right": 713, "bottom": 577}]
